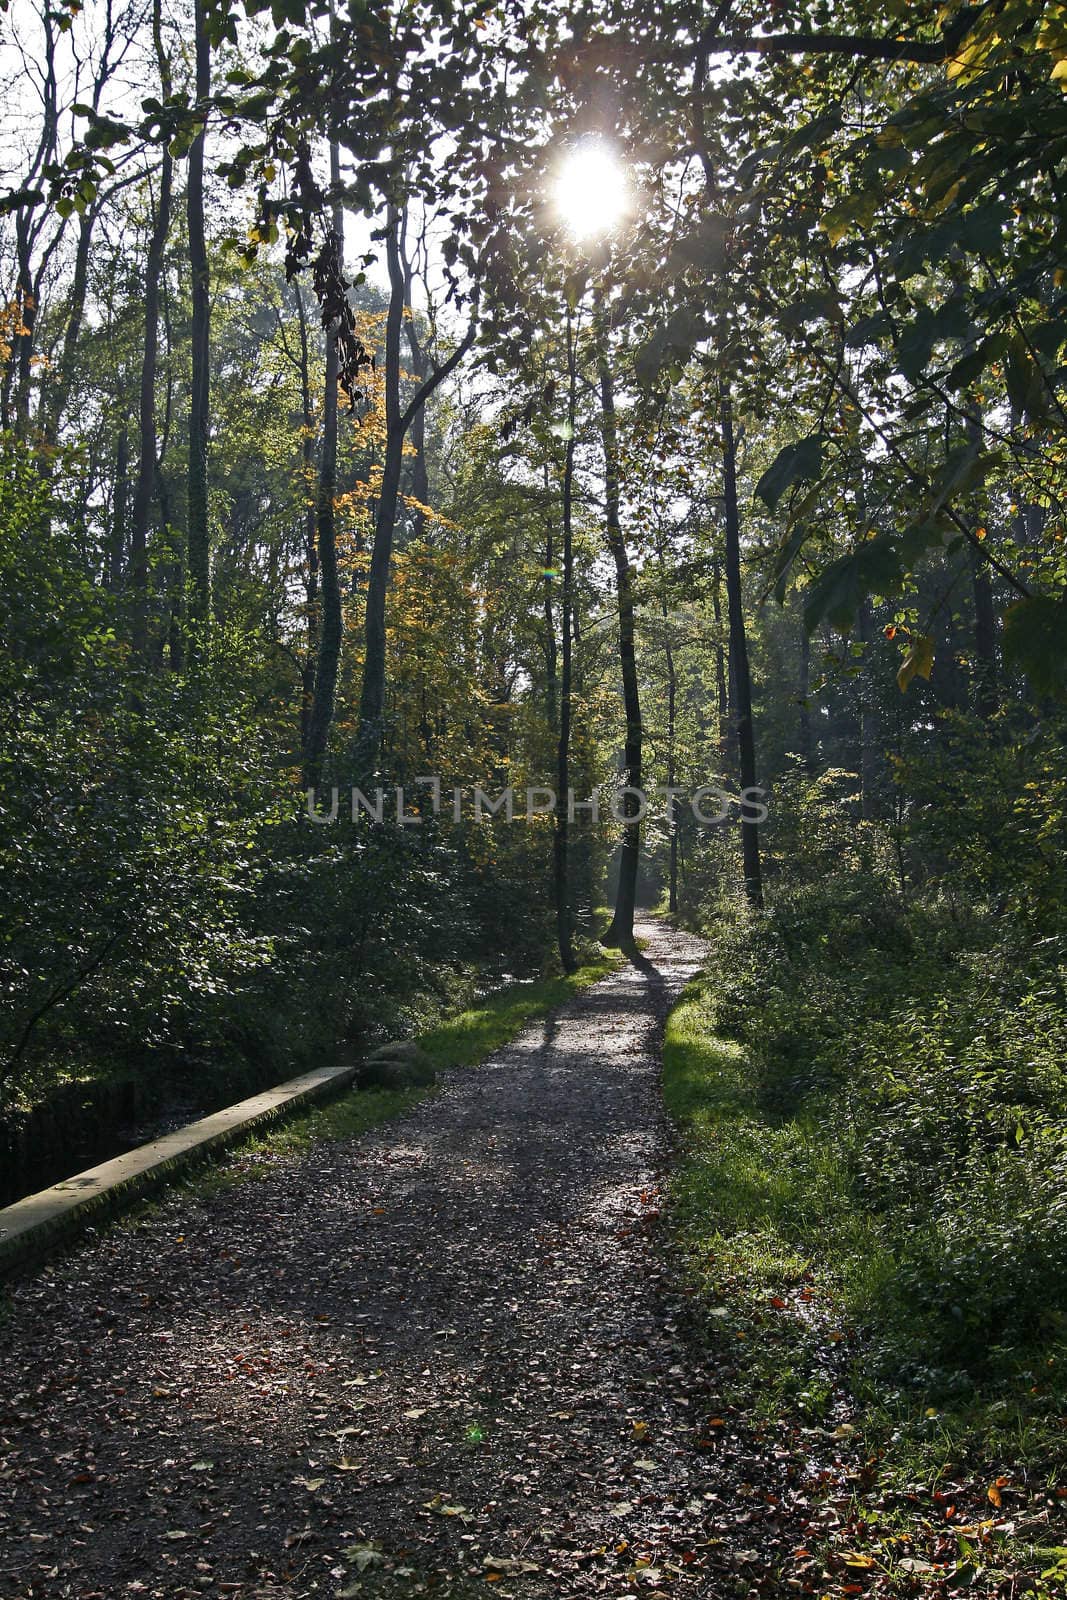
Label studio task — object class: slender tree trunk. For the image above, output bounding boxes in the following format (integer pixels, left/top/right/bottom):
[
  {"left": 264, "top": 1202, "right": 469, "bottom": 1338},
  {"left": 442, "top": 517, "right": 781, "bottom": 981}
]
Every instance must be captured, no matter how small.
[
  {"left": 11, "top": 193, "right": 53, "bottom": 439},
  {"left": 355, "top": 202, "right": 476, "bottom": 776},
  {"left": 965, "top": 410, "right": 998, "bottom": 717},
  {"left": 4, "top": 6, "right": 57, "bottom": 433},
  {"left": 721, "top": 385, "right": 763, "bottom": 908},
  {"left": 542, "top": 466, "right": 558, "bottom": 730},
  {"left": 12, "top": 232, "right": 40, "bottom": 437},
  {"left": 107, "top": 428, "right": 129, "bottom": 589},
  {"left": 130, "top": 76, "right": 173, "bottom": 661},
  {"left": 407, "top": 396, "right": 429, "bottom": 540},
  {"left": 969, "top": 543, "right": 998, "bottom": 718},
  {"left": 41, "top": 205, "right": 96, "bottom": 447},
  {"left": 798, "top": 613, "right": 815, "bottom": 773},
  {"left": 711, "top": 557, "right": 731, "bottom": 766},
  {"left": 858, "top": 597, "right": 879, "bottom": 819},
  {"left": 355, "top": 205, "right": 406, "bottom": 777},
  {"left": 662, "top": 582, "right": 679, "bottom": 914},
  {"left": 399, "top": 212, "right": 430, "bottom": 543},
  {"left": 554, "top": 308, "right": 578, "bottom": 974},
  {"left": 599, "top": 333, "right": 642, "bottom": 948},
  {"left": 186, "top": 0, "right": 211, "bottom": 642},
  {"left": 161, "top": 476, "right": 183, "bottom": 671},
  {"left": 302, "top": 144, "right": 343, "bottom": 792},
  {"left": 295, "top": 281, "right": 319, "bottom": 751}
]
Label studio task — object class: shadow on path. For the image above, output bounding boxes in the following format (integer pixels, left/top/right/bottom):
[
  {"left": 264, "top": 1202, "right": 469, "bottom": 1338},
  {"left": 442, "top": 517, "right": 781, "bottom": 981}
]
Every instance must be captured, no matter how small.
[{"left": 0, "top": 919, "right": 809, "bottom": 1600}]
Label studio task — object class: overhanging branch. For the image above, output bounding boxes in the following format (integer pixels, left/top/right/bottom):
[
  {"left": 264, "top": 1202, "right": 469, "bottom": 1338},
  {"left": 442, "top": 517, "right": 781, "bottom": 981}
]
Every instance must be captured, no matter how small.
[{"left": 700, "top": 31, "right": 948, "bottom": 65}]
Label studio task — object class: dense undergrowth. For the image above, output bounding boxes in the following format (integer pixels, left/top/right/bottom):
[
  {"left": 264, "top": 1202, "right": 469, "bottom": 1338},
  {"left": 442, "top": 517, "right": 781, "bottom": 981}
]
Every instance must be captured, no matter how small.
[{"left": 665, "top": 861, "right": 1067, "bottom": 1588}]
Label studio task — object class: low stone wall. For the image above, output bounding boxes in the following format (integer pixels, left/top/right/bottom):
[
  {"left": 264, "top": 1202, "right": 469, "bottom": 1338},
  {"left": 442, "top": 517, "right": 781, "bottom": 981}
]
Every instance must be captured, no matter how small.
[
  {"left": 0, "top": 1058, "right": 360, "bottom": 1281},
  {"left": 0, "top": 1075, "right": 151, "bottom": 1209}
]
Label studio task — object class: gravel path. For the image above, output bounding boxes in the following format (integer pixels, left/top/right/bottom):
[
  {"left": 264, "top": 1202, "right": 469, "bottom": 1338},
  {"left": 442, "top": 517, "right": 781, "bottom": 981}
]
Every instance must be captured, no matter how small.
[{"left": 0, "top": 919, "right": 808, "bottom": 1600}]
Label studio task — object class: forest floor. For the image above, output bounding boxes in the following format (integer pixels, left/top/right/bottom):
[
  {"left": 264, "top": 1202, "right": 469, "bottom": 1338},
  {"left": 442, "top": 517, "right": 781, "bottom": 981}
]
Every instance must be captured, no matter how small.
[{"left": 1, "top": 918, "right": 1033, "bottom": 1600}]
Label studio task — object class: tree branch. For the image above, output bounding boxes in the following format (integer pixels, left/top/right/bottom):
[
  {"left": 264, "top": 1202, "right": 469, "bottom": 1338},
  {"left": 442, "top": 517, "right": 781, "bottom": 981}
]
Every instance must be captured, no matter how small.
[{"left": 699, "top": 31, "right": 949, "bottom": 64}]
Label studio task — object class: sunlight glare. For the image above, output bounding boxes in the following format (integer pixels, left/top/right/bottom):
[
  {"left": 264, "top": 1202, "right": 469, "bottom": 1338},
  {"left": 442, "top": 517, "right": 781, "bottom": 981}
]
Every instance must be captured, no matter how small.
[{"left": 551, "top": 141, "right": 631, "bottom": 241}]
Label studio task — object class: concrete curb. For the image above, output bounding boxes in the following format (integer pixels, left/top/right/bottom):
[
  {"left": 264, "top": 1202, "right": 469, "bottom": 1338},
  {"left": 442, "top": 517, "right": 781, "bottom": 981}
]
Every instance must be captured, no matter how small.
[{"left": 0, "top": 1058, "right": 361, "bottom": 1281}]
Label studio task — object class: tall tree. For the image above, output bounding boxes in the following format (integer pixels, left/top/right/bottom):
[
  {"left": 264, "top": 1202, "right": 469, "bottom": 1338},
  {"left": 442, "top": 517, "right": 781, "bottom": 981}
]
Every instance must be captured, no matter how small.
[
  {"left": 301, "top": 140, "right": 343, "bottom": 793},
  {"left": 129, "top": 0, "right": 173, "bottom": 662},
  {"left": 599, "top": 325, "right": 642, "bottom": 948},
  {"left": 186, "top": 0, "right": 211, "bottom": 639},
  {"left": 721, "top": 387, "right": 762, "bottom": 908},
  {"left": 554, "top": 306, "right": 578, "bottom": 973},
  {"left": 354, "top": 203, "right": 476, "bottom": 777}
]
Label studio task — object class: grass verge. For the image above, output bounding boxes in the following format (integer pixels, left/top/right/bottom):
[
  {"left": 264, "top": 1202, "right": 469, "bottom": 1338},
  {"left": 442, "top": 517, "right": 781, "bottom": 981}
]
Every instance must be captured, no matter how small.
[{"left": 663, "top": 974, "right": 1067, "bottom": 1599}]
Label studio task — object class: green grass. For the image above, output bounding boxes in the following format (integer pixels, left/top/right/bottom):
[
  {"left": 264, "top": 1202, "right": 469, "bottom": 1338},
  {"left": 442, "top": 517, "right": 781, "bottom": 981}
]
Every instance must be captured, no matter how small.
[
  {"left": 664, "top": 980, "right": 882, "bottom": 1305},
  {"left": 418, "top": 953, "right": 619, "bottom": 1071},
  {"left": 662, "top": 972, "right": 1066, "bottom": 1597}
]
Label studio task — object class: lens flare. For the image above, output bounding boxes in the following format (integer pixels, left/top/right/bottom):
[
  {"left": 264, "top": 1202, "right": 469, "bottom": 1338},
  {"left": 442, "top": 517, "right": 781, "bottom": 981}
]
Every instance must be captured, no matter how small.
[{"left": 551, "top": 141, "right": 631, "bottom": 241}]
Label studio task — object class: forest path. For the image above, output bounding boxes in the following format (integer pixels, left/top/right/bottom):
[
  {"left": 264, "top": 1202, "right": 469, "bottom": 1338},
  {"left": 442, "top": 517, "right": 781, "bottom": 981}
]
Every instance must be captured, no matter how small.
[{"left": 0, "top": 919, "right": 800, "bottom": 1599}]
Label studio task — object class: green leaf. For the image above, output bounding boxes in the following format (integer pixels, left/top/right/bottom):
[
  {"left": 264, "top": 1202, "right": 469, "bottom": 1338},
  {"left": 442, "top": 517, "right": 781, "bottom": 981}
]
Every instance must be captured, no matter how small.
[
  {"left": 756, "top": 436, "right": 824, "bottom": 512},
  {"left": 762, "top": 522, "right": 812, "bottom": 606},
  {"left": 945, "top": 332, "right": 1004, "bottom": 391},
  {"left": 1002, "top": 595, "right": 1067, "bottom": 698},
  {"left": 925, "top": 442, "right": 1000, "bottom": 520},
  {"left": 845, "top": 311, "right": 892, "bottom": 349},
  {"left": 804, "top": 535, "right": 901, "bottom": 633},
  {"left": 896, "top": 299, "right": 975, "bottom": 383},
  {"left": 1004, "top": 332, "right": 1047, "bottom": 419},
  {"left": 820, "top": 190, "right": 877, "bottom": 245}
]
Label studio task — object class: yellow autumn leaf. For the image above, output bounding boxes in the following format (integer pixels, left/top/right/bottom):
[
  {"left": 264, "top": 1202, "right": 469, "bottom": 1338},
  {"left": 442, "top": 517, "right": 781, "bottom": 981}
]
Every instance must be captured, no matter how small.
[{"left": 897, "top": 633, "right": 935, "bottom": 693}]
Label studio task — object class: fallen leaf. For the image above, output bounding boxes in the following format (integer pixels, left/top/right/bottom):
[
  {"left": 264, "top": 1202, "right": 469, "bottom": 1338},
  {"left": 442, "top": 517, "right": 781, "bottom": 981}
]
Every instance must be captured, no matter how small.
[
  {"left": 483, "top": 1556, "right": 541, "bottom": 1575},
  {"left": 343, "top": 1544, "right": 385, "bottom": 1571},
  {"left": 423, "top": 1496, "right": 470, "bottom": 1519}
]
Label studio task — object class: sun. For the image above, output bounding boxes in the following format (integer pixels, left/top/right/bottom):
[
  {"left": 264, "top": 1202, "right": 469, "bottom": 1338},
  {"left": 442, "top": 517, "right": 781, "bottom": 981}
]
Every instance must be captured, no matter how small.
[{"left": 551, "top": 140, "right": 632, "bottom": 241}]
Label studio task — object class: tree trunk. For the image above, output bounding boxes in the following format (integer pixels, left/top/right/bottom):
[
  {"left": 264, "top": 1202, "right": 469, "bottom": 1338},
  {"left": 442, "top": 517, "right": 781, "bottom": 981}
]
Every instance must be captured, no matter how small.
[
  {"left": 599, "top": 334, "right": 642, "bottom": 948},
  {"left": 41, "top": 205, "right": 97, "bottom": 447},
  {"left": 107, "top": 428, "right": 129, "bottom": 590},
  {"left": 186, "top": 0, "right": 211, "bottom": 643},
  {"left": 400, "top": 211, "right": 430, "bottom": 543},
  {"left": 554, "top": 308, "right": 578, "bottom": 973},
  {"left": 969, "top": 542, "right": 998, "bottom": 718},
  {"left": 355, "top": 205, "right": 406, "bottom": 777},
  {"left": 302, "top": 145, "right": 343, "bottom": 792},
  {"left": 161, "top": 477, "right": 184, "bottom": 672},
  {"left": 542, "top": 465, "right": 558, "bottom": 730},
  {"left": 721, "top": 385, "right": 763, "bottom": 908},
  {"left": 663, "top": 582, "right": 679, "bottom": 914},
  {"left": 130, "top": 65, "right": 173, "bottom": 661},
  {"left": 965, "top": 410, "right": 998, "bottom": 718},
  {"left": 711, "top": 557, "right": 731, "bottom": 767},
  {"left": 355, "top": 202, "right": 476, "bottom": 777},
  {"left": 858, "top": 597, "right": 879, "bottom": 819},
  {"left": 798, "top": 613, "right": 815, "bottom": 773},
  {"left": 295, "top": 281, "right": 319, "bottom": 752}
]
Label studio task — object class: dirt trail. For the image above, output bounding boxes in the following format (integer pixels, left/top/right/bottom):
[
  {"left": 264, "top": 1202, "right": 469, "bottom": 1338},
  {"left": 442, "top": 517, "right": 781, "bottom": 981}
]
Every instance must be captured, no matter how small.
[{"left": 0, "top": 920, "right": 801, "bottom": 1599}]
